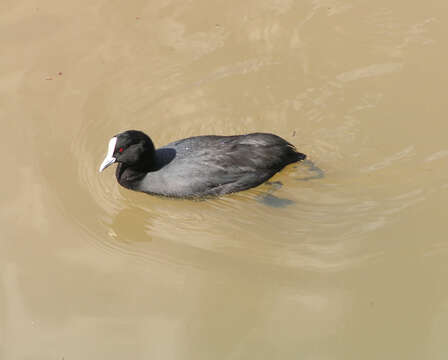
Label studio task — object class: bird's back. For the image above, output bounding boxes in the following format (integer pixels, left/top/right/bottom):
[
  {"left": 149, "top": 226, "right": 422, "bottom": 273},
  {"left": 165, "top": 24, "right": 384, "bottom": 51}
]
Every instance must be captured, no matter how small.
[{"left": 137, "top": 133, "right": 305, "bottom": 197}]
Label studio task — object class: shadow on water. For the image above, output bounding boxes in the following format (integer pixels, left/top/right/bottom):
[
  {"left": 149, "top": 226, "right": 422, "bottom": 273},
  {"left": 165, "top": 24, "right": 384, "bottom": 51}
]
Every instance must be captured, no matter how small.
[
  {"left": 257, "top": 160, "right": 325, "bottom": 207},
  {"left": 110, "top": 205, "right": 154, "bottom": 243},
  {"left": 257, "top": 181, "right": 294, "bottom": 208},
  {"left": 296, "top": 160, "right": 325, "bottom": 181}
]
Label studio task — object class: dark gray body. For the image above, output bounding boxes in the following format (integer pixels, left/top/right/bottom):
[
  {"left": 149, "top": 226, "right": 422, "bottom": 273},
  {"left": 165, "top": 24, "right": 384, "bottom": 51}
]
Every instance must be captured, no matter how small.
[{"left": 116, "top": 133, "right": 305, "bottom": 198}]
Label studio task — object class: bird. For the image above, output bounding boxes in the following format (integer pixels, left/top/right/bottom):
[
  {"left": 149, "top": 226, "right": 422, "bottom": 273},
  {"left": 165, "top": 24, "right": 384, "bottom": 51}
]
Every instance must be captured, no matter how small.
[{"left": 99, "top": 130, "right": 306, "bottom": 198}]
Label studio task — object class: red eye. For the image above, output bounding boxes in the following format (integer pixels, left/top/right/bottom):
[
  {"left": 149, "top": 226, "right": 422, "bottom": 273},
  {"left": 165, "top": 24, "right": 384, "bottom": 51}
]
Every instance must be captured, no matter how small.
[{"left": 119, "top": 147, "right": 124, "bottom": 153}]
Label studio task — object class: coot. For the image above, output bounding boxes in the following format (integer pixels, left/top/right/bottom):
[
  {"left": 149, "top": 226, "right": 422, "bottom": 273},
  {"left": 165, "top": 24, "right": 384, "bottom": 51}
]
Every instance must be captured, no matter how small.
[{"left": 99, "top": 130, "right": 306, "bottom": 198}]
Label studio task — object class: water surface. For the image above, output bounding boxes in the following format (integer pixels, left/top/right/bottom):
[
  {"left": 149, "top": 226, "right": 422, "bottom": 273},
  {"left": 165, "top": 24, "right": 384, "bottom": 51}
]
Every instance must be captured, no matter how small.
[{"left": 2, "top": 0, "right": 448, "bottom": 359}]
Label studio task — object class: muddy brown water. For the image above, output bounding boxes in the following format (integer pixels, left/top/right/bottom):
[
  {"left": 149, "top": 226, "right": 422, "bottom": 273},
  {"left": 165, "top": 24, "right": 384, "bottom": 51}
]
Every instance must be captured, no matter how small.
[{"left": 2, "top": 0, "right": 448, "bottom": 359}]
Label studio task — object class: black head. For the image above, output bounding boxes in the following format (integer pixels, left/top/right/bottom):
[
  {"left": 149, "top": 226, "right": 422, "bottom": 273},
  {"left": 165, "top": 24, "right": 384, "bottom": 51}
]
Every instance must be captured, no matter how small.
[{"left": 99, "top": 130, "right": 156, "bottom": 172}]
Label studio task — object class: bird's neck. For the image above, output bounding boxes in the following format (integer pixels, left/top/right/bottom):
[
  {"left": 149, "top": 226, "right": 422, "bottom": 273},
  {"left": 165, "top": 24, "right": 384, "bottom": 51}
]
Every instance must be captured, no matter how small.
[{"left": 115, "top": 163, "right": 148, "bottom": 190}]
